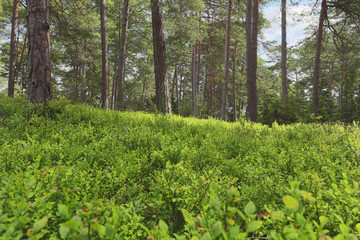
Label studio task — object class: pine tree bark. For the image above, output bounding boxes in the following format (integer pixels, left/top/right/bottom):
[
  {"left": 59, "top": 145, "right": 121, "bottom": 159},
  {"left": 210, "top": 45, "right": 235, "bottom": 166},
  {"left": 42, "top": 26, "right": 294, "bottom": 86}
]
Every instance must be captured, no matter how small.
[
  {"left": 15, "top": 31, "right": 27, "bottom": 87},
  {"left": 27, "top": 0, "right": 52, "bottom": 104},
  {"left": 203, "top": 64, "right": 208, "bottom": 99},
  {"left": 111, "top": 4, "right": 122, "bottom": 110},
  {"left": 151, "top": 0, "right": 171, "bottom": 114},
  {"left": 179, "top": 64, "right": 183, "bottom": 114},
  {"left": 329, "top": 60, "right": 334, "bottom": 92},
  {"left": 313, "top": 0, "right": 327, "bottom": 117},
  {"left": 116, "top": 0, "right": 130, "bottom": 111},
  {"left": 175, "top": 63, "right": 180, "bottom": 114},
  {"left": 232, "top": 40, "right": 238, "bottom": 122},
  {"left": 100, "top": 0, "right": 109, "bottom": 109},
  {"left": 80, "top": 40, "right": 87, "bottom": 103},
  {"left": 281, "top": 0, "right": 288, "bottom": 105},
  {"left": 239, "top": 63, "right": 245, "bottom": 120},
  {"left": 171, "top": 62, "right": 177, "bottom": 101},
  {"left": 246, "top": 0, "right": 259, "bottom": 122},
  {"left": 8, "top": 0, "right": 19, "bottom": 97},
  {"left": 192, "top": 44, "right": 198, "bottom": 116},
  {"left": 192, "top": 13, "right": 202, "bottom": 117},
  {"left": 221, "top": 0, "right": 232, "bottom": 121}
]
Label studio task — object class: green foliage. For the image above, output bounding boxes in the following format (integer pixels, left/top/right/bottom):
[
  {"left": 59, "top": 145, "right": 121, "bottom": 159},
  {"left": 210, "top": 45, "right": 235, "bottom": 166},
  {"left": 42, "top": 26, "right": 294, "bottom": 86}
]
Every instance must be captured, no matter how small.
[
  {"left": 150, "top": 181, "right": 360, "bottom": 240},
  {"left": 1, "top": 97, "right": 360, "bottom": 239},
  {"left": 259, "top": 96, "right": 302, "bottom": 125}
]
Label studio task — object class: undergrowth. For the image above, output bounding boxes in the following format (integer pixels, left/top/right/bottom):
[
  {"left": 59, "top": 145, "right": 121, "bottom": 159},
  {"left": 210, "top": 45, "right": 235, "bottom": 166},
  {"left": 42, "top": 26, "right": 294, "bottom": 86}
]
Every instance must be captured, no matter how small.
[{"left": 0, "top": 96, "right": 360, "bottom": 239}]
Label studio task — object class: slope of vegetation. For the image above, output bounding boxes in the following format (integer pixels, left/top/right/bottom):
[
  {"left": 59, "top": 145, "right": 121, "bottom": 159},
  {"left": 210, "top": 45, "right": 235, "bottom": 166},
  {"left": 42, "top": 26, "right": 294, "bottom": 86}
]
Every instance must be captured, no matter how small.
[{"left": 1, "top": 97, "right": 360, "bottom": 239}]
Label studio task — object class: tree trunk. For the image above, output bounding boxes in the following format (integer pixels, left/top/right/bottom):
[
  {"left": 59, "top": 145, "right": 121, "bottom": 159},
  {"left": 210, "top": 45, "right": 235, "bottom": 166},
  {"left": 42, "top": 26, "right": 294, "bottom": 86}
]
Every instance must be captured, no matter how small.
[
  {"left": 80, "top": 40, "right": 87, "bottom": 103},
  {"left": 8, "top": 0, "right": 19, "bottom": 97},
  {"left": 27, "top": 0, "right": 52, "bottom": 104},
  {"left": 221, "top": 0, "right": 232, "bottom": 121},
  {"left": 232, "top": 40, "right": 238, "bottom": 122},
  {"left": 313, "top": 0, "right": 327, "bottom": 117},
  {"left": 151, "top": 0, "right": 171, "bottom": 114},
  {"left": 339, "top": 61, "right": 346, "bottom": 121},
  {"left": 15, "top": 31, "right": 27, "bottom": 86},
  {"left": 238, "top": 63, "right": 245, "bottom": 120},
  {"left": 116, "top": 0, "right": 130, "bottom": 111},
  {"left": 74, "top": 46, "right": 79, "bottom": 102},
  {"left": 175, "top": 64, "right": 180, "bottom": 114},
  {"left": 192, "top": 44, "right": 198, "bottom": 116},
  {"left": 196, "top": 40, "right": 201, "bottom": 99},
  {"left": 111, "top": 4, "right": 122, "bottom": 110},
  {"left": 192, "top": 12, "right": 202, "bottom": 117},
  {"left": 100, "top": 0, "right": 109, "bottom": 109},
  {"left": 246, "top": 0, "right": 259, "bottom": 122},
  {"left": 171, "top": 62, "right": 177, "bottom": 101},
  {"left": 281, "top": 0, "right": 288, "bottom": 105},
  {"left": 179, "top": 64, "right": 183, "bottom": 115},
  {"left": 203, "top": 55, "right": 208, "bottom": 99}
]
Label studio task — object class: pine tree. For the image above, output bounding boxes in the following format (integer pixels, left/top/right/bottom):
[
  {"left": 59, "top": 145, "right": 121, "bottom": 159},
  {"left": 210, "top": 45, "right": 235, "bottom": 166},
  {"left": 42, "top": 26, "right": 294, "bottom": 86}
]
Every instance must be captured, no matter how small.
[
  {"left": 27, "top": 0, "right": 52, "bottom": 104},
  {"left": 151, "top": 0, "right": 171, "bottom": 114}
]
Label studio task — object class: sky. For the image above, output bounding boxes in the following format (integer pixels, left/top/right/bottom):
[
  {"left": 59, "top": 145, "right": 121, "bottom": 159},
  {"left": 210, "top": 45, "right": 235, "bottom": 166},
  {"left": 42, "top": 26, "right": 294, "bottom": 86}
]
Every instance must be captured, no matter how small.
[{"left": 262, "top": 0, "right": 318, "bottom": 47}]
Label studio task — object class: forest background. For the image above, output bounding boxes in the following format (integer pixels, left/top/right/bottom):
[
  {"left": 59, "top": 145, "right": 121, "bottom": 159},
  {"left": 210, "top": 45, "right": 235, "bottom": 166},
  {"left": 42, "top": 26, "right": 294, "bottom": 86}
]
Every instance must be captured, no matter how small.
[{"left": 0, "top": 0, "right": 360, "bottom": 124}]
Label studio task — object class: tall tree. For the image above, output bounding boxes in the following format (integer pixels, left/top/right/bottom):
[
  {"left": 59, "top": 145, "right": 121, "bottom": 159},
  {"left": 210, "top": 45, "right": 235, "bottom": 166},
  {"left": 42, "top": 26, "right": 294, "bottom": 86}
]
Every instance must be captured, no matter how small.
[
  {"left": 246, "top": 0, "right": 259, "bottom": 122},
  {"left": 191, "top": 11, "right": 202, "bottom": 117},
  {"left": 221, "top": 0, "right": 232, "bottom": 121},
  {"left": 100, "top": 0, "right": 109, "bottom": 109},
  {"left": 151, "top": 0, "right": 172, "bottom": 114},
  {"left": 281, "top": 0, "right": 288, "bottom": 105},
  {"left": 191, "top": 43, "right": 198, "bottom": 116},
  {"left": 27, "top": 0, "right": 52, "bottom": 104},
  {"left": 313, "top": 0, "right": 327, "bottom": 117},
  {"left": 8, "top": 0, "right": 19, "bottom": 97},
  {"left": 114, "top": 0, "right": 130, "bottom": 111},
  {"left": 80, "top": 40, "right": 88, "bottom": 103},
  {"left": 232, "top": 39, "right": 239, "bottom": 122}
]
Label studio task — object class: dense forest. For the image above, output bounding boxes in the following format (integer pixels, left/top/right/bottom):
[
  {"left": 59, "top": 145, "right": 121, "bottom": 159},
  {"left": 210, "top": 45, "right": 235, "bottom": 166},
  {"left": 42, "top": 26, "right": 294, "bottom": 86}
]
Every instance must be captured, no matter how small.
[{"left": 1, "top": 0, "right": 359, "bottom": 124}]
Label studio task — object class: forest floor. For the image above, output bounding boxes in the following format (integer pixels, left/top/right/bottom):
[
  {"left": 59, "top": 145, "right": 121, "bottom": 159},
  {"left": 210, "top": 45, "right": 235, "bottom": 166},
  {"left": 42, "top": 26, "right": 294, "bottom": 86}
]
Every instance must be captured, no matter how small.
[{"left": 1, "top": 96, "right": 360, "bottom": 239}]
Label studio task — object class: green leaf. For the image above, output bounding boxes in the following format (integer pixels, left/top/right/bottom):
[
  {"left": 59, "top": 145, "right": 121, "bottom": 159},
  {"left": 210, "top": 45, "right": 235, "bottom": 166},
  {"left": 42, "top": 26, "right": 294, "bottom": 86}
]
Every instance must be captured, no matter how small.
[
  {"left": 356, "top": 223, "right": 360, "bottom": 232},
  {"left": 59, "top": 225, "right": 70, "bottom": 239},
  {"left": 333, "top": 234, "right": 345, "bottom": 240},
  {"left": 64, "top": 220, "right": 80, "bottom": 228},
  {"left": 244, "top": 201, "right": 256, "bottom": 216},
  {"left": 300, "top": 190, "right": 315, "bottom": 201},
  {"left": 347, "top": 234, "right": 358, "bottom": 240},
  {"left": 105, "top": 224, "right": 115, "bottom": 238},
  {"left": 159, "top": 220, "right": 168, "bottom": 233},
  {"left": 174, "top": 234, "right": 188, "bottom": 240},
  {"left": 181, "top": 209, "right": 194, "bottom": 224},
  {"left": 296, "top": 213, "right": 306, "bottom": 225},
  {"left": 92, "top": 223, "right": 106, "bottom": 237},
  {"left": 319, "top": 216, "right": 329, "bottom": 227},
  {"left": 33, "top": 217, "right": 48, "bottom": 232},
  {"left": 339, "top": 224, "right": 349, "bottom": 235},
  {"left": 209, "top": 182, "right": 218, "bottom": 195},
  {"left": 229, "top": 226, "right": 240, "bottom": 239},
  {"left": 283, "top": 196, "right": 299, "bottom": 210},
  {"left": 226, "top": 186, "right": 237, "bottom": 199},
  {"left": 190, "top": 237, "right": 200, "bottom": 240},
  {"left": 58, "top": 204, "right": 70, "bottom": 220},
  {"left": 246, "top": 221, "right": 261, "bottom": 232},
  {"left": 283, "top": 225, "right": 299, "bottom": 239},
  {"left": 200, "top": 233, "right": 212, "bottom": 240},
  {"left": 210, "top": 221, "right": 222, "bottom": 238}
]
